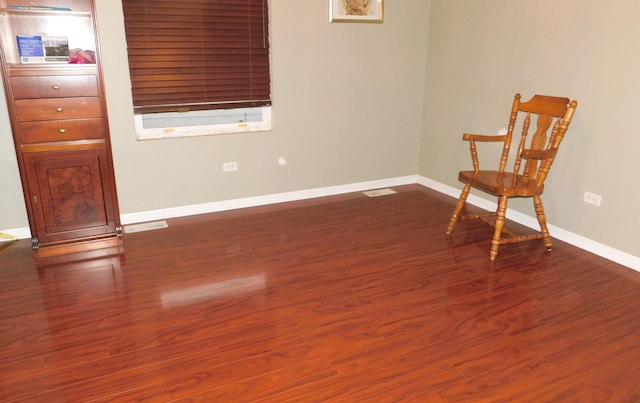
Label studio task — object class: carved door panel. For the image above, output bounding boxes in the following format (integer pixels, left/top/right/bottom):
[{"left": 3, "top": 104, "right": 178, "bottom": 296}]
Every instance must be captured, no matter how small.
[{"left": 22, "top": 148, "right": 118, "bottom": 246}]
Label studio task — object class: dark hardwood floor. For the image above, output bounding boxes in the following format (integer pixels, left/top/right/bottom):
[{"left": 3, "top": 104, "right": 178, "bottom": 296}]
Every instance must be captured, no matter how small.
[{"left": 1, "top": 184, "right": 640, "bottom": 402}]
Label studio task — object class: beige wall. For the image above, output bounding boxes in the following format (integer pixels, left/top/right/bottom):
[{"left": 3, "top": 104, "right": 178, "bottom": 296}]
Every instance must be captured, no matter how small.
[
  {"left": 420, "top": 0, "right": 640, "bottom": 258},
  {"left": 99, "top": 0, "right": 431, "bottom": 212},
  {"left": 0, "top": 1, "right": 431, "bottom": 228},
  {"left": 0, "top": 87, "right": 25, "bottom": 228}
]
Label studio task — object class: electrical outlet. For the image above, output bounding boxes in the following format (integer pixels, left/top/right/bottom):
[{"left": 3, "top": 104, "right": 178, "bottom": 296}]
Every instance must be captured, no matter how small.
[
  {"left": 583, "top": 191, "right": 602, "bottom": 206},
  {"left": 222, "top": 162, "right": 238, "bottom": 172}
]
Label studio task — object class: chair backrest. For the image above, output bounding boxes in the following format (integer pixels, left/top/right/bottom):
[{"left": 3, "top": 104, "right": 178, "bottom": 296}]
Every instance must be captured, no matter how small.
[{"left": 499, "top": 93, "right": 578, "bottom": 187}]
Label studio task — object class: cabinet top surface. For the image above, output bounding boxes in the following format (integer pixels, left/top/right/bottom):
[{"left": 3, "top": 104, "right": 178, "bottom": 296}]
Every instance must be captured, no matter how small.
[{"left": 6, "top": 64, "right": 97, "bottom": 75}]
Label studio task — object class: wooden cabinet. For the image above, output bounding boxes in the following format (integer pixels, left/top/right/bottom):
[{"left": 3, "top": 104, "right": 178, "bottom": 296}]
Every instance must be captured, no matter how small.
[{"left": 0, "top": 0, "right": 123, "bottom": 263}]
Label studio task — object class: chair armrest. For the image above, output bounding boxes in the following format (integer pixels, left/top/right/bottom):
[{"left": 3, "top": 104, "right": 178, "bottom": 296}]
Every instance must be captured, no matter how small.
[
  {"left": 522, "top": 148, "right": 558, "bottom": 160},
  {"left": 462, "top": 133, "right": 508, "bottom": 142},
  {"left": 462, "top": 133, "right": 507, "bottom": 173}
]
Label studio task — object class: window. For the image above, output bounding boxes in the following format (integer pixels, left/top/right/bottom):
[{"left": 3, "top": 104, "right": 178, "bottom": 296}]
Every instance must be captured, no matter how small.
[{"left": 121, "top": 0, "right": 271, "bottom": 139}]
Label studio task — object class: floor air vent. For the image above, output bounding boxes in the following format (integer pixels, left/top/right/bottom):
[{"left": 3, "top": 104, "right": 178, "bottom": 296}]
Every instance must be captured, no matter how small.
[
  {"left": 124, "top": 220, "right": 168, "bottom": 234},
  {"left": 362, "top": 188, "right": 397, "bottom": 197}
]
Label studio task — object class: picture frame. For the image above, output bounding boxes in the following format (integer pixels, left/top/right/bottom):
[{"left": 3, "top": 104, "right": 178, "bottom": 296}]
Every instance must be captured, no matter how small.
[{"left": 330, "top": 0, "right": 383, "bottom": 23}]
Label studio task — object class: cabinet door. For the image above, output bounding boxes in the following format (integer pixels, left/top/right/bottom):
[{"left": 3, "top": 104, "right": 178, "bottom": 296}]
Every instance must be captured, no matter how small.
[{"left": 22, "top": 148, "right": 118, "bottom": 245}]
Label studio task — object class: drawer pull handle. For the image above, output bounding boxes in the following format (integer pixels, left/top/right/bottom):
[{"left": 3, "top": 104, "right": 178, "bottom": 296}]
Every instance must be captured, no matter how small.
[
  {"left": 52, "top": 85, "right": 60, "bottom": 90},
  {"left": 32, "top": 196, "right": 38, "bottom": 203},
  {"left": 59, "top": 129, "right": 66, "bottom": 133},
  {"left": 56, "top": 107, "right": 63, "bottom": 112}
]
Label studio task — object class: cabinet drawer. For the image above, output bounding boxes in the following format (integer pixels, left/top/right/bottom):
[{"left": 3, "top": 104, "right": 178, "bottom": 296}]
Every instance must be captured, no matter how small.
[
  {"left": 19, "top": 119, "right": 105, "bottom": 143},
  {"left": 15, "top": 98, "right": 101, "bottom": 121},
  {"left": 11, "top": 75, "right": 99, "bottom": 99}
]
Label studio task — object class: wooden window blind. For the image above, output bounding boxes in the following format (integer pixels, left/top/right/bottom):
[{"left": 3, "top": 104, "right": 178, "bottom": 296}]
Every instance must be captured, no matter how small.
[{"left": 121, "top": 0, "right": 271, "bottom": 114}]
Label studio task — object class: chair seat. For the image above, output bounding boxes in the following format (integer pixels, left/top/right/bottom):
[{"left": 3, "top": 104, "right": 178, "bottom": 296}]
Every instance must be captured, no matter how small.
[{"left": 458, "top": 170, "right": 544, "bottom": 197}]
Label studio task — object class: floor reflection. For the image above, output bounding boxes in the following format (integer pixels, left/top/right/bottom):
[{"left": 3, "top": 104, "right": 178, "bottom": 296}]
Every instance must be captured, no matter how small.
[
  {"left": 161, "top": 273, "right": 267, "bottom": 308},
  {"left": 37, "top": 254, "right": 128, "bottom": 309}
]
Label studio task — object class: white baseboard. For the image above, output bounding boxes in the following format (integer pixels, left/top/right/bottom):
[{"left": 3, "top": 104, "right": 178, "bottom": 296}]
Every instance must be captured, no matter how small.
[
  {"left": 119, "top": 175, "right": 419, "bottom": 225},
  {"left": 417, "top": 176, "right": 640, "bottom": 272},
  {"left": 0, "top": 227, "right": 31, "bottom": 243},
  {"left": 3, "top": 174, "right": 639, "bottom": 272}
]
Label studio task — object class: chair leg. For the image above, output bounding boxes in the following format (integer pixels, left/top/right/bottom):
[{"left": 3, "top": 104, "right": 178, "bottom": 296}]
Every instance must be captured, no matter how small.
[
  {"left": 490, "top": 195, "right": 508, "bottom": 260},
  {"left": 446, "top": 183, "right": 471, "bottom": 234},
  {"left": 533, "top": 195, "right": 552, "bottom": 250}
]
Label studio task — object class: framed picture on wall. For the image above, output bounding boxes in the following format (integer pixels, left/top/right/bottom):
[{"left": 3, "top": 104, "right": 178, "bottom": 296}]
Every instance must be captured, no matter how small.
[{"left": 330, "top": 0, "right": 383, "bottom": 23}]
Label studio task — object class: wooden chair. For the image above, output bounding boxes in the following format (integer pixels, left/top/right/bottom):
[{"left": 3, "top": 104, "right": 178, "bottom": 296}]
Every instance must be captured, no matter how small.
[{"left": 446, "top": 93, "right": 578, "bottom": 260}]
